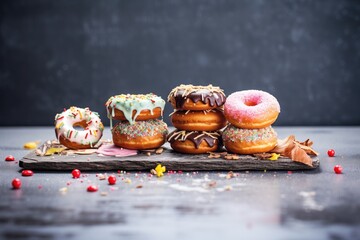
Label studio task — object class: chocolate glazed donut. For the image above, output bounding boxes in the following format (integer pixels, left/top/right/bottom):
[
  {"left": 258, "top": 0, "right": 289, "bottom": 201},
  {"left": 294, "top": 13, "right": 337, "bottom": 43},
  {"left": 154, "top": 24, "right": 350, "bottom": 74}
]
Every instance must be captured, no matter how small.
[
  {"left": 168, "top": 84, "right": 226, "bottom": 110},
  {"left": 167, "top": 130, "right": 222, "bottom": 154}
]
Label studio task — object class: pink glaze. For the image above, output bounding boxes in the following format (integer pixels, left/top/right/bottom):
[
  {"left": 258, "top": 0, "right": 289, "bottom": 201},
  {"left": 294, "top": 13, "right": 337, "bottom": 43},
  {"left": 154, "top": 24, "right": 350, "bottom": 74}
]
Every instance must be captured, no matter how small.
[
  {"left": 96, "top": 144, "right": 137, "bottom": 157},
  {"left": 224, "top": 90, "right": 280, "bottom": 122}
]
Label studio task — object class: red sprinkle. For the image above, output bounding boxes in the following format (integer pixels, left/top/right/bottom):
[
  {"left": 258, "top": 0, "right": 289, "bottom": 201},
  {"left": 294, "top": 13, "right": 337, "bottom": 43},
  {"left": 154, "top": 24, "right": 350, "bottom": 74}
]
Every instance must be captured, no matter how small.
[
  {"left": 108, "top": 175, "right": 117, "bottom": 185},
  {"left": 72, "top": 169, "right": 81, "bottom": 178},
  {"left": 57, "top": 116, "right": 64, "bottom": 120},
  {"left": 5, "top": 155, "right": 15, "bottom": 161},
  {"left": 12, "top": 178, "right": 21, "bottom": 189},
  {"left": 85, "top": 133, "right": 88, "bottom": 139},
  {"left": 328, "top": 149, "right": 335, "bottom": 157},
  {"left": 21, "top": 170, "right": 33, "bottom": 177},
  {"left": 334, "top": 165, "right": 343, "bottom": 174},
  {"left": 87, "top": 185, "right": 98, "bottom": 192}
]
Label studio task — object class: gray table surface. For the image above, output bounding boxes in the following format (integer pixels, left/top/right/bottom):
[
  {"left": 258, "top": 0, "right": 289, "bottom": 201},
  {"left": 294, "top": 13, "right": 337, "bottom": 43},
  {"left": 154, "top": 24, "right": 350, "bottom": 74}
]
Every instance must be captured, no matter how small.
[{"left": 0, "top": 127, "right": 359, "bottom": 240}]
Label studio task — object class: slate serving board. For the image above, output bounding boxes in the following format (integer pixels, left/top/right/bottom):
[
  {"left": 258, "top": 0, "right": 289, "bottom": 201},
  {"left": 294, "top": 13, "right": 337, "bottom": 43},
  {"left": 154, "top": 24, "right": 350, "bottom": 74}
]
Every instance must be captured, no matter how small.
[{"left": 19, "top": 146, "right": 320, "bottom": 171}]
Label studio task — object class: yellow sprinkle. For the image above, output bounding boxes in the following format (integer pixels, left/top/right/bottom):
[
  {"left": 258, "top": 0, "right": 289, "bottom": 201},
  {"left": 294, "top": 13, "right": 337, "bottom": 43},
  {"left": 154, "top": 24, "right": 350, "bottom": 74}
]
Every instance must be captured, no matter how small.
[
  {"left": 45, "top": 147, "right": 66, "bottom": 156},
  {"left": 23, "top": 141, "right": 40, "bottom": 150},
  {"left": 59, "top": 187, "right": 68, "bottom": 193},
  {"left": 78, "top": 109, "right": 83, "bottom": 119},
  {"left": 155, "top": 164, "right": 166, "bottom": 177},
  {"left": 268, "top": 153, "right": 281, "bottom": 161}
]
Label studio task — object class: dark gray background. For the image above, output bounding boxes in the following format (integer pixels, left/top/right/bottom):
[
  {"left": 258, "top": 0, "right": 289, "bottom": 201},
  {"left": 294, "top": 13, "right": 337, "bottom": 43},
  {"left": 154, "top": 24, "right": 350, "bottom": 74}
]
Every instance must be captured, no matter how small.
[{"left": 1, "top": 0, "right": 359, "bottom": 126}]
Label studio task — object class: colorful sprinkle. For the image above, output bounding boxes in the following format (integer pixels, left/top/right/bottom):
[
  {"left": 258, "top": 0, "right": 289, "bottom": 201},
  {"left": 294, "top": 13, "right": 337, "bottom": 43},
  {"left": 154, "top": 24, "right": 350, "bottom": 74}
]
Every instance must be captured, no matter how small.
[
  {"left": 112, "top": 119, "right": 168, "bottom": 139},
  {"left": 5, "top": 155, "right": 15, "bottom": 161},
  {"left": 222, "top": 125, "right": 277, "bottom": 142},
  {"left": 21, "top": 170, "right": 34, "bottom": 177},
  {"left": 155, "top": 164, "right": 166, "bottom": 177},
  {"left": 12, "top": 178, "right": 21, "bottom": 189}
]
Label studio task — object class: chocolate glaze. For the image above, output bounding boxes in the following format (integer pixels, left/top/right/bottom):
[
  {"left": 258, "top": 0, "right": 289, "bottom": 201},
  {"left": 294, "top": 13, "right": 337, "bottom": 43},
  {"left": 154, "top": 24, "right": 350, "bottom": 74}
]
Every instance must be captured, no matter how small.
[
  {"left": 173, "top": 89, "right": 226, "bottom": 109},
  {"left": 167, "top": 130, "right": 220, "bottom": 149}
]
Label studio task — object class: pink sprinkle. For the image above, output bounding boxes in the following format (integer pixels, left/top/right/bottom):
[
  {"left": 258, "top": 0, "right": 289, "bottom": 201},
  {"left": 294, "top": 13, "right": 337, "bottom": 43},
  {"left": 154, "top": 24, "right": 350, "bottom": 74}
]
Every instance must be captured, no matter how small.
[{"left": 38, "top": 185, "right": 43, "bottom": 189}]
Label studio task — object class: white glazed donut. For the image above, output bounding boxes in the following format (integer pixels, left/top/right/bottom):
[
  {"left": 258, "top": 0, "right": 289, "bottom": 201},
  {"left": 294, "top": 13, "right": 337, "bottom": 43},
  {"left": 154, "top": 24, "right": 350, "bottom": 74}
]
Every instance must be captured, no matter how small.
[{"left": 54, "top": 107, "right": 104, "bottom": 149}]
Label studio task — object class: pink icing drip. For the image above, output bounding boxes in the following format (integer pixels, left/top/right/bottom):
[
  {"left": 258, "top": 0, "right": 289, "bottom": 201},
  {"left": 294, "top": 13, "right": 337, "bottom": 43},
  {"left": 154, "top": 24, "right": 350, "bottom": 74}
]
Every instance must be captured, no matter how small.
[
  {"left": 224, "top": 90, "right": 280, "bottom": 121},
  {"left": 96, "top": 144, "right": 137, "bottom": 157}
]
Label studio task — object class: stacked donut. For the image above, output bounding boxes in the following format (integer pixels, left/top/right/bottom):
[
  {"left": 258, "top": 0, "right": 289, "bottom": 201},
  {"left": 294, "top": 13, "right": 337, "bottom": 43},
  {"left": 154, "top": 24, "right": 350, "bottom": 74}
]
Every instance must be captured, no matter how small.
[
  {"left": 105, "top": 93, "right": 168, "bottom": 150},
  {"left": 222, "top": 90, "right": 280, "bottom": 154},
  {"left": 167, "top": 84, "right": 227, "bottom": 154}
]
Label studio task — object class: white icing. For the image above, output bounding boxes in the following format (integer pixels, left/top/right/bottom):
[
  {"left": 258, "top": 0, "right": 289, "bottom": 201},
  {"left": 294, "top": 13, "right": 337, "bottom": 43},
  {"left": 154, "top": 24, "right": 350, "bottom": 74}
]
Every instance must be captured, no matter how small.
[
  {"left": 54, "top": 107, "right": 104, "bottom": 147},
  {"left": 105, "top": 93, "right": 165, "bottom": 126}
]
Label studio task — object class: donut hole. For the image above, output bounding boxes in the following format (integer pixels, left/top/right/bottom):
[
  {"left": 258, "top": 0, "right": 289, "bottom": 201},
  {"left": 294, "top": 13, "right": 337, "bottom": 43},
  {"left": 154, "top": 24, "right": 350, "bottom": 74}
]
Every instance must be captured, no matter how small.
[
  {"left": 73, "top": 121, "right": 88, "bottom": 130},
  {"left": 244, "top": 99, "right": 258, "bottom": 107},
  {"left": 73, "top": 125, "right": 85, "bottom": 131}
]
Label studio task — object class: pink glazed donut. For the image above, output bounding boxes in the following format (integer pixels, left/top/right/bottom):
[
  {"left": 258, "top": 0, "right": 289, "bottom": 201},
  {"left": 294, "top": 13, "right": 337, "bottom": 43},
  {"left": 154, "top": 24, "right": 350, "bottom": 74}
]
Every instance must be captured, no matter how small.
[{"left": 224, "top": 90, "right": 280, "bottom": 129}]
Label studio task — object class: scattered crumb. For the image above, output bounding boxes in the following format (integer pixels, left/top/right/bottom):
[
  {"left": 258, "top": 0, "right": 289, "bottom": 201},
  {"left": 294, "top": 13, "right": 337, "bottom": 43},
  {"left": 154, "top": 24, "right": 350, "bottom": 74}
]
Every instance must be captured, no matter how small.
[
  {"left": 224, "top": 154, "right": 240, "bottom": 160},
  {"left": 97, "top": 174, "right": 106, "bottom": 180},
  {"left": 208, "top": 152, "right": 240, "bottom": 160},
  {"left": 208, "top": 181, "right": 217, "bottom": 188},
  {"left": 155, "top": 147, "right": 164, "bottom": 154},
  {"left": 59, "top": 187, "right": 68, "bottom": 193},
  {"left": 226, "top": 171, "right": 236, "bottom": 179},
  {"left": 150, "top": 169, "right": 157, "bottom": 175},
  {"left": 124, "top": 178, "right": 132, "bottom": 184}
]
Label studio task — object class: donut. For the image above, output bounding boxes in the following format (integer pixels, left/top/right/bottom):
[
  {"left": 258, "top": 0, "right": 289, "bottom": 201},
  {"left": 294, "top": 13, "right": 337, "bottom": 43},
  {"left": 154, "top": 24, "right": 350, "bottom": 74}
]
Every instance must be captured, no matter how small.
[
  {"left": 112, "top": 119, "right": 168, "bottom": 150},
  {"left": 170, "top": 109, "right": 227, "bottom": 131},
  {"left": 55, "top": 107, "right": 104, "bottom": 149},
  {"left": 167, "top": 130, "right": 221, "bottom": 154},
  {"left": 224, "top": 90, "right": 280, "bottom": 129},
  {"left": 222, "top": 125, "right": 277, "bottom": 154},
  {"left": 106, "top": 93, "right": 165, "bottom": 127},
  {"left": 167, "top": 84, "right": 226, "bottom": 110}
]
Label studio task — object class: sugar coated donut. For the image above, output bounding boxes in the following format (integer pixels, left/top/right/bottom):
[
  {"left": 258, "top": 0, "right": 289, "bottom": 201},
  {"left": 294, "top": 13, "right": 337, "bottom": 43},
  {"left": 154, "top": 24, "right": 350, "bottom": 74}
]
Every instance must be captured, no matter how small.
[
  {"left": 55, "top": 107, "right": 104, "bottom": 149},
  {"left": 171, "top": 109, "right": 227, "bottom": 131},
  {"left": 222, "top": 125, "right": 277, "bottom": 154},
  {"left": 106, "top": 93, "right": 165, "bottom": 126},
  {"left": 112, "top": 119, "right": 168, "bottom": 150},
  {"left": 168, "top": 84, "right": 226, "bottom": 110},
  {"left": 167, "top": 130, "right": 221, "bottom": 154},
  {"left": 224, "top": 90, "right": 280, "bottom": 129}
]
